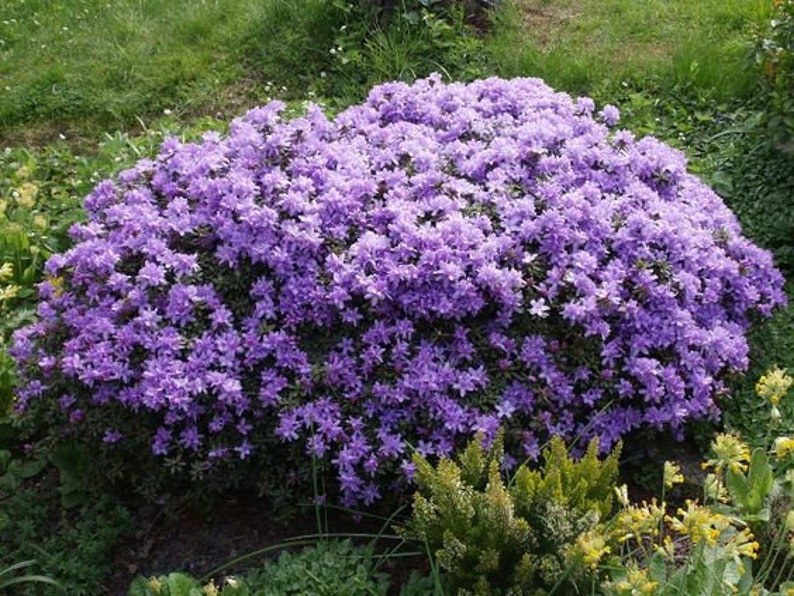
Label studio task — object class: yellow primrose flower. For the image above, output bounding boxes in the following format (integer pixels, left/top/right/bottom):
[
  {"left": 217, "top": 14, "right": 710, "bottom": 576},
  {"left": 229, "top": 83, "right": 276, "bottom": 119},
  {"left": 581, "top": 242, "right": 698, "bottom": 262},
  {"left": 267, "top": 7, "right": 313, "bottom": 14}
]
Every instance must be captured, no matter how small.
[
  {"left": 612, "top": 500, "right": 664, "bottom": 544},
  {"left": 15, "top": 182, "right": 38, "bottom": 209},
  {"left": 654, "top": 535, "right": 675, "bottom": 560},
  {"left": 608, "top": 563, "right": 657, "bottom": 595},
  {"left": 667, "top": 500, "right": 729, "bottom": 546},
  {"left": 663, "top": 461, "right": 684, "bottom": 488},
  {"left": 756, "top": 366, "right": 793, "bottom": 405},
  {"left": 0, "top": 285, "right": 20, "bottom": 302},
  {"left": 718, "top": 526, "right": 760, "bottom": 566},
  {"left": 703, "top": 473, "right": 729, "bottom": 503},
  {"left": 774, "top": 437, "right": 794, "bottom": 460},
  {"left": 0, "top": 262, "right": 12, "bottom": 282},
  {"left": 614, "top": 484, "right": 630, "bottom": 507},
  {"left": 702, "top": 433, "right": 750, "bottom": 475}
]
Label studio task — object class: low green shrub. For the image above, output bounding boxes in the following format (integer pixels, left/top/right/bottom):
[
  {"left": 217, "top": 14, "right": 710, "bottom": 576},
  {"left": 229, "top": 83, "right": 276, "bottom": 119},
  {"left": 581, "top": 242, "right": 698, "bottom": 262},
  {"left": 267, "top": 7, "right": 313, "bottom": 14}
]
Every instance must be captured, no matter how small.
[{"left": 399, "top": 433, "right": 620, "bottom": 594}]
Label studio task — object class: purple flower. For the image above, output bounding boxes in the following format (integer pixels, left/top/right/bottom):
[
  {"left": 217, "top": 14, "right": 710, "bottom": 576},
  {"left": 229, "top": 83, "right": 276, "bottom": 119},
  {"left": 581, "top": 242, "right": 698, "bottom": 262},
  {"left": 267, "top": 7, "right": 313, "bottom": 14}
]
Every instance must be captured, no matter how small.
[{"left": 11, "top": 75, "right": 786, "bottom": 505}]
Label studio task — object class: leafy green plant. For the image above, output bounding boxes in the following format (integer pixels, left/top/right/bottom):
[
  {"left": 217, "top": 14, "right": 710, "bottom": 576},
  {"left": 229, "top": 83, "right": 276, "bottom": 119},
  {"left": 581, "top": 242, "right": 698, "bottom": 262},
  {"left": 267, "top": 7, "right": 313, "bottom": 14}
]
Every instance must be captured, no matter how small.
[
  {"left": 129, "top": 572, "right": 249, "bottom": 596},
  {"left": 134, "top": 540, "right": 391, "bottom": 596},
  {"left": 756, "top": 0, "right": 794, "bottom": 151},
  {"left": 245, "top": 539, "right": 390, "bottom": 595},
  {"left": 0, "top": 559, "right": 61, "bottom": 593},
  {"left": 400, "top": 432, "right": 621, "bottom": 594}
]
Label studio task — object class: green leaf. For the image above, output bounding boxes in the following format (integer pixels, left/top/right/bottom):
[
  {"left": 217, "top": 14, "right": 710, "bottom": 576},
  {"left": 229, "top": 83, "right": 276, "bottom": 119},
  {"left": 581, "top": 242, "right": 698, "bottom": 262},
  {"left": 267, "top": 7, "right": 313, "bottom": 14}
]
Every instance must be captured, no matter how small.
[{"left": 647, "top": 551, "right": 668, "bottom": 584}]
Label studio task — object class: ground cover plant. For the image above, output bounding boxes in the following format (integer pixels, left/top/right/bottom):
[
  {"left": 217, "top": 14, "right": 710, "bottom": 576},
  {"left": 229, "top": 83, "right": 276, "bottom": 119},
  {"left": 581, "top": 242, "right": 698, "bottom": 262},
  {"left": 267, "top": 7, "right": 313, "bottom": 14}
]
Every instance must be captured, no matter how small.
[
  {"left": 2, "top": 0, "right": 794, "bottom": 593},
  {"left": 10, "top": 75, "right": 786, "bottom": 511}
]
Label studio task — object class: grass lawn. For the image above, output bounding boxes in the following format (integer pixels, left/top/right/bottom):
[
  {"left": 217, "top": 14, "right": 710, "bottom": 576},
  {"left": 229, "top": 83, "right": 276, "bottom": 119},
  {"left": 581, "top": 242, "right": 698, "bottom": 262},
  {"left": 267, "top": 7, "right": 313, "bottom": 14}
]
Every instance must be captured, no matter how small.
[
  {"left": 0, "top": 0, "right": 775, "bottom": 147},
  {"left": 490, "top": 0, "right": 772, "bottom": 96}
]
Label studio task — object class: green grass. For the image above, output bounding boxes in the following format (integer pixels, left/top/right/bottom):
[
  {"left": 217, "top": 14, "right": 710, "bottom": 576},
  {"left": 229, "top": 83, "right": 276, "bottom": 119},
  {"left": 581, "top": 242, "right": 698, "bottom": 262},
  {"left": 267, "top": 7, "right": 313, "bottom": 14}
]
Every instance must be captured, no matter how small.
[
  {"left": 486, "top": 0, "right": 774, "bottom": 97},
  {"left": 0, "top": 0, "right": 340, "bottom": 146},
  {"left": 1, "top": 0, "right": 776, "bottom": 148}
]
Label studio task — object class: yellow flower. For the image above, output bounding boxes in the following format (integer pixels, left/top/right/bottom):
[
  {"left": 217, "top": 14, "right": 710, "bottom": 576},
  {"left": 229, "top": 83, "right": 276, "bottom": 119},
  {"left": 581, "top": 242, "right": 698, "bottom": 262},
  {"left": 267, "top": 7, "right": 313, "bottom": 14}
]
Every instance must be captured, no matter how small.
[
  {"left": 667, "top": 500, "right": 729, "bottom": 546},
  {"left": 663, "top": 461, "right": 684, "bottom": 488},
  {"left": 0, "top": 262, "right": 12, "bottom": 282},
  {"left": 774, "top": 437, "right": 794, "bottom": 460},
  {"left": 608, "top": 563, "right": 658, "bottom": 595},
  {"left": 15, "top": 182, "right": 38, "bottom": 209},
  {"left": 702, "top": 433, "right": 750, "bottom": 475},
  {"left": 611, "top": 500, "right": 664, "bottom": 545},
  {"left": 0, "top": 285, "right": 20, "bottom": 302},
  {"left": 614, "top": 483, "right": 630, "bottom": 507},
  {"left": 756, "top": 366, "right": 793, "bottom": 405},
  {"left": 703, "top": 473, "right": 729, "bottom": 503},
  {"left": 32, "top": 214, "right": 47, "bottom": 229},
  {"left": 720, "top": 526, "right": 760, "bottom": 563}
]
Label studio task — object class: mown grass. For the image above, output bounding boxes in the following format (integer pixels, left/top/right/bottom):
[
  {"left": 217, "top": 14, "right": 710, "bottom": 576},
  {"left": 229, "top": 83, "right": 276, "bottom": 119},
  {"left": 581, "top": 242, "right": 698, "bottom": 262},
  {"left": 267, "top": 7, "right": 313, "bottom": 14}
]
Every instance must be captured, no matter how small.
[{"left": 488, "top": 0, "right": 773, "bottom": 97}]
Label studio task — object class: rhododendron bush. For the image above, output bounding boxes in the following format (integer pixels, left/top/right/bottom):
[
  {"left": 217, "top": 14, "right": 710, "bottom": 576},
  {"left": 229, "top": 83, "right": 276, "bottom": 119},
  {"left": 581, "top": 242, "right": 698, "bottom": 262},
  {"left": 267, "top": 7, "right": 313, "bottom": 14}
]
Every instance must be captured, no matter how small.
[{"left": 11, "top": 76, "right": 786, "bottom": 504}]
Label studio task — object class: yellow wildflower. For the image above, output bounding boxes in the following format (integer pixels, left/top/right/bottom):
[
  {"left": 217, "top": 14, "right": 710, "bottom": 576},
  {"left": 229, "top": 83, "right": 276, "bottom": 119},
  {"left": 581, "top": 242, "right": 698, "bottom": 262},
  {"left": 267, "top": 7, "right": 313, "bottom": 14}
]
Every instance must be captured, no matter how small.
[
  {"left": 612, "top": 500, "right": 664, "bottom": 544},
  {"left": 0, "top": 285, "right": 20, "bottom": 302},
  {"left": 15, "top": 182, "right": 38, "bottom": 208},
  {"left": 204, "top": 581, "right": 219, "bottom": 596},
  {"left": 667, "top": 500, "right": 729, "bottom": 546},
  {"left": 663, "top": 461, "right": 684, "bottom": 489},
  {"left": 32, "top": 214, "right": 47, "bottom": 229},
  {"left": 608, "top": 563, "right": 658, "bottom": 595},
  {"left": 654, "top": 535, "right": 675, "bottom": 560},
  {"left": 774, "top": 437, "right": 794, "bottom": 460},
  {"left": 702, "top": 433, "right": 750, "bottom": 475},
  {"left": 0, "top": 262, "right": 12, "bottom": 282},
  {"left": 756, "top": 366, "right": 793, "bottom": 405},
  {"left": 703, "top": 473, "right": 729, "bottom": 503}
]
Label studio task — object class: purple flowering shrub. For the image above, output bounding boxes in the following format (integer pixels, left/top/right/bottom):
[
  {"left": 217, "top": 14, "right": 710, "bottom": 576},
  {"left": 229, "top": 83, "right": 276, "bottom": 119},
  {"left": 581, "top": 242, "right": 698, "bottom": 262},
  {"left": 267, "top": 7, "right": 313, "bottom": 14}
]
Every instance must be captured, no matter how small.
[{"left": 11, "top": 76, "right": 786, "bottom": 505}]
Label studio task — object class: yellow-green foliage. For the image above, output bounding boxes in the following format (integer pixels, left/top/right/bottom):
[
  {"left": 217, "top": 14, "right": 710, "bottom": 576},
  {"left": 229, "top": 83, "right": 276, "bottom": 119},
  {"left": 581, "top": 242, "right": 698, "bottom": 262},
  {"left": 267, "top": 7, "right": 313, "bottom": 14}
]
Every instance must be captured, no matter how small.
[
  {"left": 401, "top": 433, "right": 621, "bottom": 595},
  {"left": 511, "top": 437, "right": 620, "bottom": 523}
]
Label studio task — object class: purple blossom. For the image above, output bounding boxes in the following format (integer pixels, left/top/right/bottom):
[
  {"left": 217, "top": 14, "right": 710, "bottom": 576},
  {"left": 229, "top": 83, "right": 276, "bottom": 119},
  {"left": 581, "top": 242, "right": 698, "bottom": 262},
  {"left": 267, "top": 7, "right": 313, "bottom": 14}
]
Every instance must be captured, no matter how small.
[{"left": 12, "top": 75, "right": 786, "bottom": 506}]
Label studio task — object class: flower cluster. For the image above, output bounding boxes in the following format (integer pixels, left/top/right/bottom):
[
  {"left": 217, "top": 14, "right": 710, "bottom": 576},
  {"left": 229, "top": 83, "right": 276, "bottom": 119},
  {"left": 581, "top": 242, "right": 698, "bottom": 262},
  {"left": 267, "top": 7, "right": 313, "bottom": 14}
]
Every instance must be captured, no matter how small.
[{"left": 11, "top": 76, "right": 785, "bottom": 504}]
